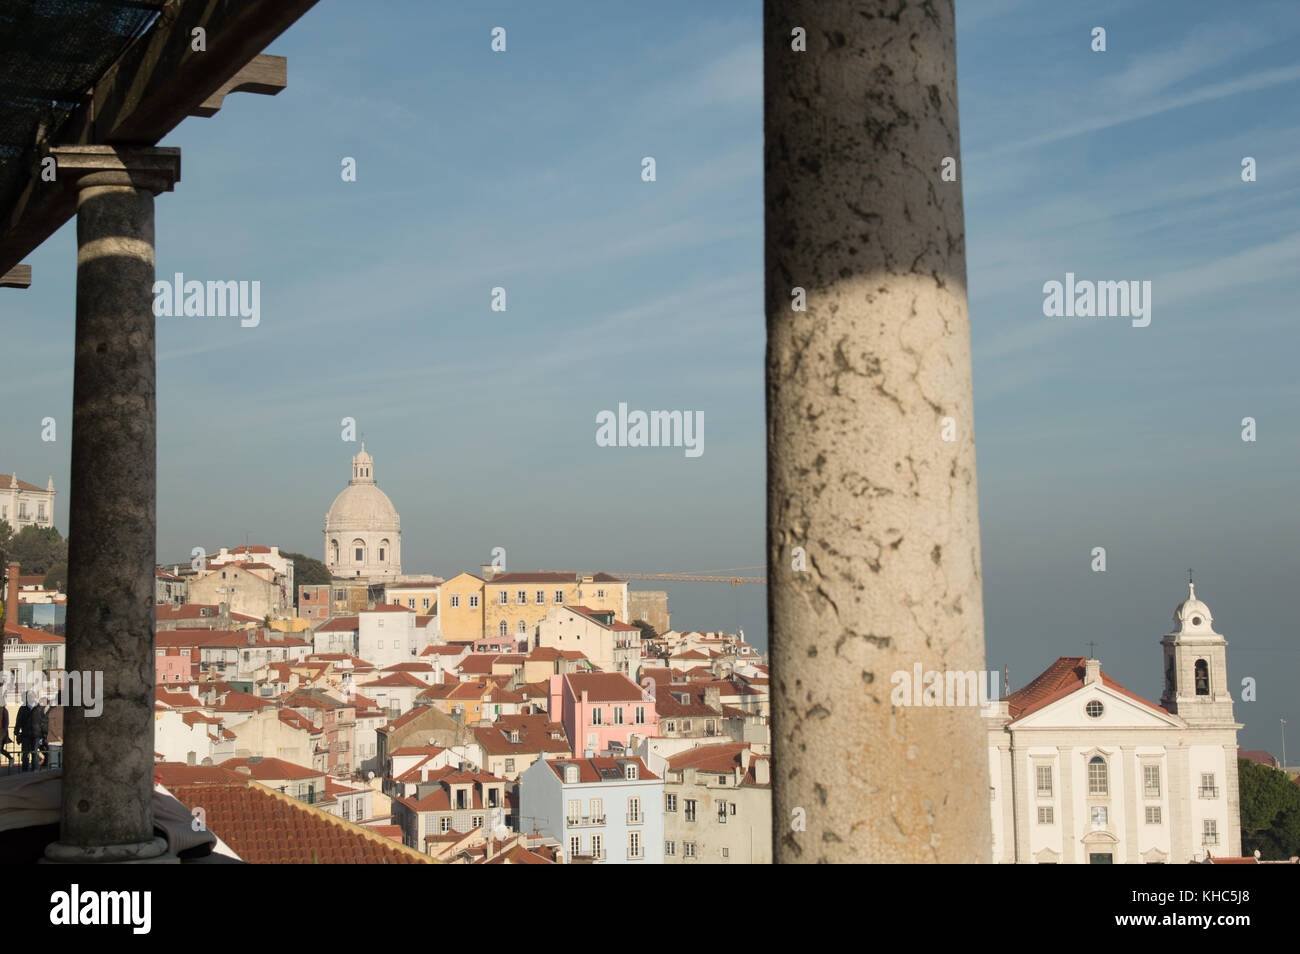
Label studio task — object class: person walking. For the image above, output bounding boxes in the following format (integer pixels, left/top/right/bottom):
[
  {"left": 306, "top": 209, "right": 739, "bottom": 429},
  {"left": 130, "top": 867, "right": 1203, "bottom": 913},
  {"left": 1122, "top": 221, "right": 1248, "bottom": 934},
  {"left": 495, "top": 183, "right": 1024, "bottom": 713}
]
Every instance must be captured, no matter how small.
[
  {"left": 0, "top": 701, "right": 12, "bottom": 767},
  {"left": 15, "top": 691, "right": 38, "bottom": 772}
]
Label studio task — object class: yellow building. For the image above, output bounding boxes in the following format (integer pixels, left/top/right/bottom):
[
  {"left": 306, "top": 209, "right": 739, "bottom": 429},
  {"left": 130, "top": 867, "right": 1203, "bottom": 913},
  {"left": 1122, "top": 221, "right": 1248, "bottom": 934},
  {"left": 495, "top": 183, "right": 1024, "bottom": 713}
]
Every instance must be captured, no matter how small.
[
  {"left": 439, "top": 572, "right": 486, "bottom": 643},
  {"left": 482, "top": 572, "right": 627, "bottom": 645},
  {"left": 383, "top": 581, "right": 440, "bottom": 614}
]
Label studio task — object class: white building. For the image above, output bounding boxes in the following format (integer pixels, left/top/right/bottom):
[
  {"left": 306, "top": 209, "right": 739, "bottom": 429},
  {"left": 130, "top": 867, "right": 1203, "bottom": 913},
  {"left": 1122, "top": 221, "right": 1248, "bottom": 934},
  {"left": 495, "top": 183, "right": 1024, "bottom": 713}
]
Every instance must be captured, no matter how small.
[
  {"left": 324, "top": 443, "right": 402, "bottom": 581},
  {"left": 987, "top": 583, "right": 1242, "bottom": 863},
  {"left": 0, "top": 472, "right": 55, "bottom": 532},
  {"left": 208, "top": 546, "right": 295, "bottom": 604},
  {"left": 357, "top": 606, "right": 423, "bottom": 669}
]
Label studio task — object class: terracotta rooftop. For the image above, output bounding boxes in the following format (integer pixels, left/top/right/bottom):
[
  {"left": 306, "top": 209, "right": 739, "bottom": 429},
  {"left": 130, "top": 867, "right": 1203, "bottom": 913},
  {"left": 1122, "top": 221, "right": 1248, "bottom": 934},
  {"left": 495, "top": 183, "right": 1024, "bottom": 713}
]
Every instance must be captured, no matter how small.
[
  {"left": 564, "top": 671, "right": 647, "bottom": 703},
  {"left": 169, "top": 780, "right": 432, "bottom": 864},
  {"left": 543, "top": 756, "right": 659, "bottom": 784},
  {"left": 1003, "top": 656, "right": 1168, "bottom": 722}
]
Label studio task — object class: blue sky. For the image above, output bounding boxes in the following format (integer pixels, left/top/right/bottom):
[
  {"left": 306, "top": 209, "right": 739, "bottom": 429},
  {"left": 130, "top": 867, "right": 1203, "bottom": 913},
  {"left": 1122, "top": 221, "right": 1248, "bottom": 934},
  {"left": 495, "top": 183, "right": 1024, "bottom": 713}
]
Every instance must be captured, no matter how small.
[{"left": 2, "top": 0, "right": 1298, "bottom": 752}]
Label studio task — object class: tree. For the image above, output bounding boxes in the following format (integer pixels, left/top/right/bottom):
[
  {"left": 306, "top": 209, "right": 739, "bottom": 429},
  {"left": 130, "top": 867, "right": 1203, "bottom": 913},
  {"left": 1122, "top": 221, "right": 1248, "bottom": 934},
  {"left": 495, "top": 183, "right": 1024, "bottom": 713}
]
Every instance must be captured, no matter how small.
[
  {"left": 632, "top": 618, "right": 657, "bottom": 641},
  {"left": 280, "top": 551, "right": 332, "bottom": 610},
  {"left": 44, "top": 562, "right": 68, "bottom": 593},
  {"left": 1239, "top": 758, "right": 1300, "bottom": 859},
  {"left": 767, "top": 1, "right": 988, "bottom": 862},
  {"left": 0, "top": 519, "right": 12, "bottom": 554},
  {"left": 8, "top": 525, "right": 68, "bottom": 575}
]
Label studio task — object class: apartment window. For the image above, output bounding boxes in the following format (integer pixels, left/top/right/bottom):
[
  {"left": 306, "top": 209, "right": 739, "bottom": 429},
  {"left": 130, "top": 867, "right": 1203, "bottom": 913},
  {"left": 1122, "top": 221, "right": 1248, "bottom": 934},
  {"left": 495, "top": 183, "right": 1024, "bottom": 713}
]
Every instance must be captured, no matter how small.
[
  {"left": 1037, "top": 806, "right": 1054, "bottom": 824},
  {"left": 37, "top": 503, "right": 45, "bottom": 520},
  {"left": 536, "top": 590, "right": 545, "bottom": 604},
  {"left": 439, "top": 817, "right": 451, "bottom": 833},
  {"left": 378, "top": 548, "right": 385, "bottom": 561},
  {"left": 422, "top": 597, "right": 430, "bottom": 609},
  {"left": 720, "top": 847, "right": 729, "bottom": 859},
  {"left": 407, "top": 598, "right": 416, "bottom": 608},
  {"left": 469, "top": 595, "right": 479, "bottom": 608},
  {"left": 685, "top": 799, "right": 697, "bottom": 822},
  {"left": 1143, "top": 764, "right": 1161, "bottom": 798},
  {"left": 666, "top": 793, "right": 677, "bottom": 812},
  {"left": 591, "top": 798, "right": 603, "bottom": 823},
  {"left": 504, "top": 758, "right": 515, "bottom": 773},
  {"left": 516, "top": 590, "right": 527, "bottom": 605},
  {"left": 514, "top": 619, "right": 524, "bottom": 635},
  {"left": 614, "top": 706, "right": 624, "bottom": 725},
  {"left": 625, "top": 764, "right": 638, "bottom": 780},
  {"left": 665, "top": 841, "right": 675, "bottom": 857},
  {"left": 628, "top": 797, "right": 641, "bottom": 823},
  {"left": 1145, "top": 806, "right": 1162, "bottom": 824},
  {"left": 1087, "top": 756, "right": 1108, "bottom": 796},
  {"left": 499, "top": 620, "right": 508, "bottom": 637},
  {"left": 635, "top": 706, "right": 645, "bottom": 725},
  {"left": 1200, "top": 773, "right": 1218, "bottom": 798},
  {"left": 591, "top": 833, "right": 603, "bottom": 859},
  {"left": 683, "top": 842, "right": 696, "bottom": 858},
  {"left": 555, "top": 590, "right": 564, "bottom": 603},
  {"left": 472, "top": 815, "right": 483, "bottom": 828},
  {"left": 1036, "top": 765, "right": 1053, "bottom": 798},
  {"left": 665, "top": 721, "right": 676, "bottom": 732},
  {"left": 499, "top": 591, "right": 508, "bottom": 605},
  {"left": 354, "top": 548, "right": 363, "bottom": 562},
  {"left": 1203, "top": 820, "right": 1218, "bottom": 845},
  {"left": 569, "top": 835, "right": 581, "bottom": 858},
  {"left": 592, "top": 707, "right": 603, "bottom": 725},
  {"left": 628, "top": 831, "right": 642, "bottom": 860},
  {"left": 597, "top": 589, "right": 605, "bottom": 599},
  {"left": 717, "top": 800, "right": 728, "bottom": 823},
  {"left": 1090, "top": 806, "right": 1108, "bottom": 828}
]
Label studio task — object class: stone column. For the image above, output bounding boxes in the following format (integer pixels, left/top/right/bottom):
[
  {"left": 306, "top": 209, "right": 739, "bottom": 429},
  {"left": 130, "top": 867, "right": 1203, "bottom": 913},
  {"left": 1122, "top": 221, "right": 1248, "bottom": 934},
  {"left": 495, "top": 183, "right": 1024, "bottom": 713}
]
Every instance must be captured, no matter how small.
[
  {"left": 767, "top": 0, "right": 989, "bottom": 862},
  {"left": 43, "top": 146, "right": 180, "bottom": 863}
]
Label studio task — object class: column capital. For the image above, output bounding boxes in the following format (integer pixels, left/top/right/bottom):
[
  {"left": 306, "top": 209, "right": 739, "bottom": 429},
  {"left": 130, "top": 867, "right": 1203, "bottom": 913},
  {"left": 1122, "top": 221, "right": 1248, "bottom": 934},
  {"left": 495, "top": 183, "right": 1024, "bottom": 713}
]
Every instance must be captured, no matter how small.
[{"left": 50, "top": 145, "right": 180, "bottom": 194}]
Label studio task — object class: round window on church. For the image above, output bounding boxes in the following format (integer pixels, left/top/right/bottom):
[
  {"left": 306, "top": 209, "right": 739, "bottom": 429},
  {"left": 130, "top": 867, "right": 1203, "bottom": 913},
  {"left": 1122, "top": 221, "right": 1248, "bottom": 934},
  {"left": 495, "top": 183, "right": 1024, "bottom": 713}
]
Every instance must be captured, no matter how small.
[
  {"left": 1085, "top": 700, "right": 1104, "bottom": 718},
  {"left": 1192, "top": 616, "right": 1203, "bottom": 626}
]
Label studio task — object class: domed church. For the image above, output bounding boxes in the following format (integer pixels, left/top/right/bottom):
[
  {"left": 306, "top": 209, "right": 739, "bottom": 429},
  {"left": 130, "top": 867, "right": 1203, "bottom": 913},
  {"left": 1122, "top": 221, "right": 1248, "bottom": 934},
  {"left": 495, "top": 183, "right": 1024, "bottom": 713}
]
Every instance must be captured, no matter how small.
[{"left": 324, "top": 443, "right": 402, "bottom": 580}]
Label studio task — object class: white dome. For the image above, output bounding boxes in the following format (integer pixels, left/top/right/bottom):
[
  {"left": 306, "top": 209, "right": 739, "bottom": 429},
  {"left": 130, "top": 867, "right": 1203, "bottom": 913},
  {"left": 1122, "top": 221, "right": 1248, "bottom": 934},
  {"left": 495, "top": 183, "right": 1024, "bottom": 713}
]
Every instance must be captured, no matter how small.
[
  {"left": 326, "top": 482, "right": 399, "bottom": 531},
  {"left": 1172, "top": 582, "right": 1213, "bottom": 633}
]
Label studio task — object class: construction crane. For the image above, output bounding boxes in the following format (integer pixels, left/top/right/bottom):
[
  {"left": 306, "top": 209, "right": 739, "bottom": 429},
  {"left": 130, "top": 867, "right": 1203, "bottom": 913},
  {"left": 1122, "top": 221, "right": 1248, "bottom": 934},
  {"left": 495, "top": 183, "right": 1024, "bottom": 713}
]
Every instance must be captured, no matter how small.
[{"left": 612, "top": 566, "right": 767, "bottom": 586}]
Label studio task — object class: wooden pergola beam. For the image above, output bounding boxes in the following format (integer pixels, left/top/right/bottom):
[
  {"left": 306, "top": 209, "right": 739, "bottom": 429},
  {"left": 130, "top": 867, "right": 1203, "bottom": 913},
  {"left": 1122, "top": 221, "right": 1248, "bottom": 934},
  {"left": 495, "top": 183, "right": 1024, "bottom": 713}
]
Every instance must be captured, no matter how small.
[
  {"left": 0, "top": 0, "right": 318, "bottom": 277},
  {"left": 190, "top": 54, "right": 287, "bottom": 118}
]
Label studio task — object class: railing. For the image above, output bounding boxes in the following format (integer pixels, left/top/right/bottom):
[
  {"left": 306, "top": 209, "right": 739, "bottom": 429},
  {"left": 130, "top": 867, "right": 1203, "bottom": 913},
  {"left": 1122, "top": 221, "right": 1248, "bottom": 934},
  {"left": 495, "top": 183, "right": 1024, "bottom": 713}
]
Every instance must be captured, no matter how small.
[
  {"left": 1203, "top": 834, "right": 1220, "bottom": 846},
  {"left": 1199, "top": 787, "right": 1219, "bottom": 798},
  {"left": 567, "top": 815, "right": 606, "bottom": 827}
]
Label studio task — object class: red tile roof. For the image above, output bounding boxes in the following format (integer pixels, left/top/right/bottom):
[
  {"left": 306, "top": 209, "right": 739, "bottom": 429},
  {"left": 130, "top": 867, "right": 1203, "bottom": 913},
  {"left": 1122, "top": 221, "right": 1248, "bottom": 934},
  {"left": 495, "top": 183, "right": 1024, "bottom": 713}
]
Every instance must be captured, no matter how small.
[
  {"left": 169, "top": 780, "right": 432, "bottom": 863},
  {"left": 316, "top": 616, "right": 360, "bottom": 632},
  {"left": 362, "top": 604, "right": 416, "bottom": 613},
  {"left": 543, "top": 756, "right": 658, "bottom": 784},
  {"left": 564, "top": 672, "right": 646, "bottom": 703},
  {"left": 0, "top": 473, "right": 45, "bottom": 492},
  {"left": 220, "top": 756, "right": 322, "bottom": 781},
  {"left": 3, "top": 621, "right": 65, "bottom": 643},
  {"left": 1003, "top": 656, "right": 1168, "bottom": 721}
]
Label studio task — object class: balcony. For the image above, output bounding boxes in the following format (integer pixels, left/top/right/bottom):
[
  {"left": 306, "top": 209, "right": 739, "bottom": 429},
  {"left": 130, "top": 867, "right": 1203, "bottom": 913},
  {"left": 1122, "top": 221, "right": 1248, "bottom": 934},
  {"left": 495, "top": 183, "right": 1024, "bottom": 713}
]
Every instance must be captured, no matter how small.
[
  {"left": 1199, "top": 787, "right": 1219, "bottom": 799},
  {"left": 567, "top": 815, "right": 606, "bottom": 827},
  {"left": 1203, "top": 834, "right": 1219, "bottom": 846}
]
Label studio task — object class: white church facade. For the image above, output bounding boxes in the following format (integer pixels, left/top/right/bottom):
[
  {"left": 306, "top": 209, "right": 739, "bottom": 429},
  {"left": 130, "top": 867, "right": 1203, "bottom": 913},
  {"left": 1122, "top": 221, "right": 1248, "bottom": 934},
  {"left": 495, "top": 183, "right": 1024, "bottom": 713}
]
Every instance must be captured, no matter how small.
[
  {"left": 324, "top": 443, "right": 402, "bottom": 581},
  {"left": 987, "top": 583, "right": 1242, "bottom": 863}
]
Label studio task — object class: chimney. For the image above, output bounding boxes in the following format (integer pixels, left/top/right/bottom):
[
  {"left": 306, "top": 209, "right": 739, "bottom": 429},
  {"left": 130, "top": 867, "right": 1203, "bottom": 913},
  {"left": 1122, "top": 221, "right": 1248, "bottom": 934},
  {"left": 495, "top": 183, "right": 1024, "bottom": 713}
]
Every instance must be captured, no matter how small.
[
  {"left": 754, "top": 756, "right": 770, "bottom": 786},
  {"left": 5, "top": 562, "right": 19, "bottom": 626},
  {"left": 1084, "top": 658, "right": 1101, "bottom": 686}
]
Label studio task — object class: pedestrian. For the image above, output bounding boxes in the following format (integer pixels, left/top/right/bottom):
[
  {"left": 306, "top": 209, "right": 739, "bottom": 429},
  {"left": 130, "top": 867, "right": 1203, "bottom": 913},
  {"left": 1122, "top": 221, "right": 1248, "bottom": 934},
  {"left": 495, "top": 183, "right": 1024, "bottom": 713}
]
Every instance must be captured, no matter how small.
[
  {"left": 0, "top": 700, "right": 12, "bottom": 767},
  {"left": 34, "top": 694, "right": 49, "bottom": 769},
  {"left": 15, "top": 690, "right": 37, "bottom": 771}
]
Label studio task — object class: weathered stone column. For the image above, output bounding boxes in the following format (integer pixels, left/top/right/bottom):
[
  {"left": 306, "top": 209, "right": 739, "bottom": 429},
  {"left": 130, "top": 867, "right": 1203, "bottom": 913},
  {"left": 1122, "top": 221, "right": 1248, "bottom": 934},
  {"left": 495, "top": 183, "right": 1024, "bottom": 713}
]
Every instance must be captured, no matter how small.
[
  {"left": 767, "top": 0, "right": 990, "bottom": 861},
  {"left": 43, "top": 146, "right": 180, "bottom": 863}
]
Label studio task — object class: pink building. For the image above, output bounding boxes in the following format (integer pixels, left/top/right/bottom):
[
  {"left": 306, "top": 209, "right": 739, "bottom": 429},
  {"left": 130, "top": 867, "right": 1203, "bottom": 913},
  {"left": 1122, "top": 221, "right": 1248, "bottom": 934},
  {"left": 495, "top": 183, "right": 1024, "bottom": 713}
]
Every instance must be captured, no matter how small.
[
  {"left": 548, "top": 672, "right": 657, "bottom": 756},
  {"left": 155, "top": 646, "right": 193, "bottom": 684}
]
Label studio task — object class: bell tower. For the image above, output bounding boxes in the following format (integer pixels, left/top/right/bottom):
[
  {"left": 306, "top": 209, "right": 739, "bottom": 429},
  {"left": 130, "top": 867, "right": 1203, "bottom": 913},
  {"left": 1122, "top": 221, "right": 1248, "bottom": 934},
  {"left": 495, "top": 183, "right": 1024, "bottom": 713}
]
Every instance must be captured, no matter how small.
[{"left": 1159, "top": 580, "right": 1234, "bottom": 726}]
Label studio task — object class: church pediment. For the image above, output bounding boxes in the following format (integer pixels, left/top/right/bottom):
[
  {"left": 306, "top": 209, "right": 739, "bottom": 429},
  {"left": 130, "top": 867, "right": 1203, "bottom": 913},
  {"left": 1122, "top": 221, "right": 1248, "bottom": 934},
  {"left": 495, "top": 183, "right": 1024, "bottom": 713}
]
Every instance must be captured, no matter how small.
[{"left": 1011, "top": 684, "right": 1182, "bottom": 731}]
